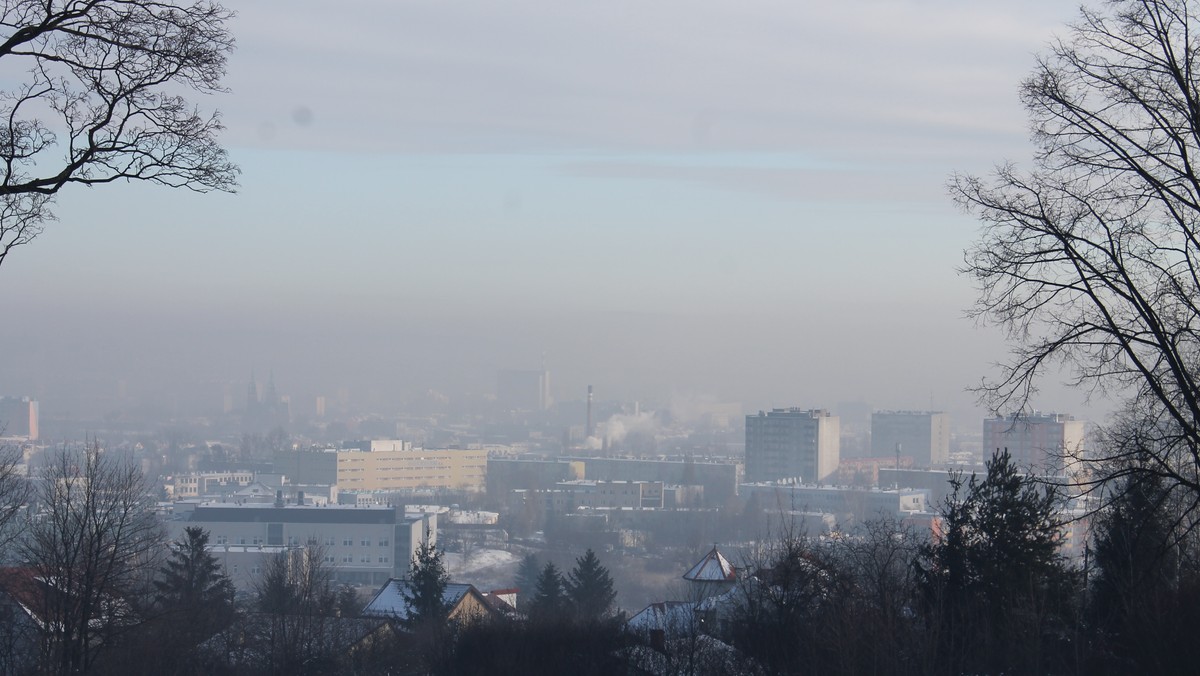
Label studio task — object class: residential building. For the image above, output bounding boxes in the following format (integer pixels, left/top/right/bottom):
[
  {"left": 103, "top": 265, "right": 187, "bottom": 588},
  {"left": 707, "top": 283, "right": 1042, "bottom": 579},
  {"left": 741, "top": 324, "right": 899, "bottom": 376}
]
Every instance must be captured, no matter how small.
[
  {"left": 983, "top": 412, "right": 1086, "bottom": 475},
  {"left": 496, "top": 369, "right": 551, "bottom": 412},
  {"left": 745, "top": 409, "right": 839, "bottom": 483},
  {"left": 871, "top": 410, "right": 950, "bottom": 468},
  {"left": 362, "top": 580, "right": 497, "bottom": 625},
  {"left": 0, "top": 397, "right": 38, "bottom": 440}
]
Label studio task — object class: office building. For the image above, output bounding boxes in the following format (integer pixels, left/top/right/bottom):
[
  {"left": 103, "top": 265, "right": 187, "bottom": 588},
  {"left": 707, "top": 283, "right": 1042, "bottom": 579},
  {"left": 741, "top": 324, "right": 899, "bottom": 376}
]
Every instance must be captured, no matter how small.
[{"left": 745, "top": 408, "right": 840, "bottom": 483}]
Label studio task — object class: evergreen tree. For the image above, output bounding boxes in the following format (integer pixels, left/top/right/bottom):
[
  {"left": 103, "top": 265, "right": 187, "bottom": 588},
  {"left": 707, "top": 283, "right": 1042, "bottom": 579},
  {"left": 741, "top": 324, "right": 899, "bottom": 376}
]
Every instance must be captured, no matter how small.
[
  {"left": 403, "top": 532, "right": 450, "bottom": 629},
  {"left": 513, "top": 553, "right": 540, "bottom": 611},
  {"left": 528, "top": 562, "right": 567, "bottom": 623},
  {"left": 1089, "top": 472, "right": 1200, "bottom": 673},
  {"left": 566, "top": 549, "right": 617, "bottom": 622},
  {"left": 916, "top": 449, "right": 1075, "bottom": 675},
  {"left": 149, "top": 526, "right": 236, "bottom": 667},
  {"left": 155, "top": 527, "right": 236, "bottom": 617}
]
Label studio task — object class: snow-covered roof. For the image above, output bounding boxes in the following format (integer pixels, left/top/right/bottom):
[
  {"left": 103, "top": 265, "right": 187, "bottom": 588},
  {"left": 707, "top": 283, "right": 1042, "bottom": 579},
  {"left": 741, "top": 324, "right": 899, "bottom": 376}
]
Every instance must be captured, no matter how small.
[
  {"left": 682, "top": 546, "right": 736, "bottom": 582},
  {"left": 626, "top": 601, "right": 694, "bottom": 633},
  {"left": 361, "top": 579, "right": 475, "bottom": 620}
]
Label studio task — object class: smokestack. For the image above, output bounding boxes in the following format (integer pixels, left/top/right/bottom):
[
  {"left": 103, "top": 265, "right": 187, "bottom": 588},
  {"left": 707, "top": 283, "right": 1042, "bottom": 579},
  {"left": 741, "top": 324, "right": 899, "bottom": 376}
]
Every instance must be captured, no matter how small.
[{"left": 586, "top": 385, "right": 594, "bottom": 439}]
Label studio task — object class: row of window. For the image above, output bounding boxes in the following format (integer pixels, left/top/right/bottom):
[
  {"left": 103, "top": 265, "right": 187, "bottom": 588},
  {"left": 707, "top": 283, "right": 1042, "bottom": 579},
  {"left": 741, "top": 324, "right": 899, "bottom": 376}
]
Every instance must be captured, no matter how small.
[{"left": 214, "top": 535, "right": 390, "bottom": 547}]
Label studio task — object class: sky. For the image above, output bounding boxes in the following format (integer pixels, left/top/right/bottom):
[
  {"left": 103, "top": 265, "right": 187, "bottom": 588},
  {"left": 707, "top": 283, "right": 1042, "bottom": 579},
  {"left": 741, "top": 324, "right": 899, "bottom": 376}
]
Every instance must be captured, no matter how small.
[{"left": 0, "top": 0, "right": 1102, "bottom": 427}]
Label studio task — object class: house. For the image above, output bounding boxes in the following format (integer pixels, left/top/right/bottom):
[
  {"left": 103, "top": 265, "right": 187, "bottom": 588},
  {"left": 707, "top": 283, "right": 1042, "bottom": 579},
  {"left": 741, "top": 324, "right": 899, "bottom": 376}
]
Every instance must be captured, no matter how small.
[{"left": 362, "top": 579, "right": 497, "bottom": 625}]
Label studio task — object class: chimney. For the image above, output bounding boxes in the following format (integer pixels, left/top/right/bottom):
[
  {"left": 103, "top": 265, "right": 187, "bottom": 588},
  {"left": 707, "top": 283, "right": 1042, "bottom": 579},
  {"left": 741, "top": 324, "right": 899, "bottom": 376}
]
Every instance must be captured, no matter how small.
[
  {"left": 274, "top": 490, "right": 284, "bottom": 508},
  {"left": 297, "top": 490, "right": 305, "bottom": 505},
  {"left": 586, "top": 385, "right": 594, "bottom": 439}
]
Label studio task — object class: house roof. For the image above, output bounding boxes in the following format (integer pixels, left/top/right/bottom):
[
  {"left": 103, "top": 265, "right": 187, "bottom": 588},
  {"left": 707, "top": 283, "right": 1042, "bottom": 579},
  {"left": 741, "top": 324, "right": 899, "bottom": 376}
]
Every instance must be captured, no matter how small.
[
  {"left": 626, "top": 601, "right": 694, "bottom": 633},
  {"left": 682, "top": 546, "right": 736, "bottom": 582},
  {"left": 361, "top": 579, "right": 475, "bottom": 620}
]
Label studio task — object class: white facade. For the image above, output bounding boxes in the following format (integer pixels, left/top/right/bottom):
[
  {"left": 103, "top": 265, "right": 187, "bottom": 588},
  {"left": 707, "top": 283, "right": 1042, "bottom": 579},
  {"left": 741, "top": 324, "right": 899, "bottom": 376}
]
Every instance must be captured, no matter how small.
[{"left": 169, "top": 502, "right": 433, "bottom": 588}]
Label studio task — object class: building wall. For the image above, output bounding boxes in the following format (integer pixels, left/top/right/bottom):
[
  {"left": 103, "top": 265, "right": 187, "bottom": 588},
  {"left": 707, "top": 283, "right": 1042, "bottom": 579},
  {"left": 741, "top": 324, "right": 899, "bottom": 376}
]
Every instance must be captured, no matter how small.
[
  {"left": 739, "top": 483, "right": 926, "bottom": 521},
  {"left": 0, "top": 397, "right": 37, "bottom": 440},
  {"left": 553, "top": 480, "right": 665, "bottom": 509},
  {"left": 745, "top": 409, "right": 840, "bottom": 483},
  {"left": 871, "top": 411, "right": 950, "bottom": 468},
  {"left": 571, "top": 457, "right": 741, "bottom": 505},
  {"left": 171, "top": 504, "right": 430, "bottom": 588},
  {"left": 173, "top": 471, "right": 256, "bottom": 498},
  {"left": 273, "top": 450, "right": 338, "bottom": 486},
  {"left": 276, "top": 447, "right": 488, "bottom": 492},
  {"left": 336, "top": 448, "right": 487, "bottom": 492},
  {"left": 486, "top": 458, "right": 584, "bottom": 496},
  {"left": 983, "top": 413, "right": 1086, "bottom": 475}
]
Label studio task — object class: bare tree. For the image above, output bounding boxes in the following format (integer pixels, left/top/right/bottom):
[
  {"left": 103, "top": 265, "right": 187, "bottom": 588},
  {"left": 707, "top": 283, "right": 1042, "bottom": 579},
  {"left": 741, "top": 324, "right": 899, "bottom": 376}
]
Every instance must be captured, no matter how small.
[
  {"left": 20, "top": 442, "right": 163, "bottom": 674},
  {"left": 0, "top": 0, "right": 238, "bottom": 269},
  {"left": 0, "top": 441, "right": 29, "bottom": 557},
  {"left": 955, "top": 0, "right": 1200, "bottom": 508}
]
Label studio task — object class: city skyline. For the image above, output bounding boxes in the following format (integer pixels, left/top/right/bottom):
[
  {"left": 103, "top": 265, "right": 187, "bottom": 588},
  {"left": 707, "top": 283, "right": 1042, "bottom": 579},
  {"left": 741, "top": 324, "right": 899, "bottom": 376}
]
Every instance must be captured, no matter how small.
[{"left": 0, "top": 1, "right": 1102, "bottom": 423}]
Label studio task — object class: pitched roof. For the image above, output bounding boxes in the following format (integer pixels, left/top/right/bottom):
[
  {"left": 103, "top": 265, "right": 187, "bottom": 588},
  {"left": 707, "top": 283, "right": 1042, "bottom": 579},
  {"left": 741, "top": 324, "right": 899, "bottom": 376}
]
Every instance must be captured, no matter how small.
[
  {"left": 682, "top": 546, "right": 736, "bottom": 582},
  {"left": 626, "top": 601, "right": 694, "bottom": 633},
  {"left": 361, "top": 579, "right": 475, "bottom": 620}
]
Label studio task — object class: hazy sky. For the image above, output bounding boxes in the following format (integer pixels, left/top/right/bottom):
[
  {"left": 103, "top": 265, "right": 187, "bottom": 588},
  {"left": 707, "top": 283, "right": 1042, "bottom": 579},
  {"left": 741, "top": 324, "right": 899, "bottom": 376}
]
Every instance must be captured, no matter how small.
[{"left": 0, "top": 0, "right": 1102, "bottom": 424}]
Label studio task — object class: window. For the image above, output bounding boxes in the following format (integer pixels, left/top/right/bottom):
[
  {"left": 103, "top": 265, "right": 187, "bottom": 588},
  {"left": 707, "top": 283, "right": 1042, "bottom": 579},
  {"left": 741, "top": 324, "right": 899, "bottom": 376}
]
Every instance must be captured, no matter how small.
[
  {"left": 379, "top": 539, "right": 389, "bottom": 547},
  {"left": 325, "top": 537, "right": 335, "bottom": 546},
  {"left": 342, "top": 556, "right": 353, "bottom": 563},
  {"left": 379, "top": 556, "right": 389, "bottom": 563},
  {"left": 361, "top": 538, "right": 371, "bottom": 546},
  {"left": 216, "top": 535, "right": 227, "bottom": 545},
  {"left": 343, "top": 538, "right": 353, "bottom": 546}
]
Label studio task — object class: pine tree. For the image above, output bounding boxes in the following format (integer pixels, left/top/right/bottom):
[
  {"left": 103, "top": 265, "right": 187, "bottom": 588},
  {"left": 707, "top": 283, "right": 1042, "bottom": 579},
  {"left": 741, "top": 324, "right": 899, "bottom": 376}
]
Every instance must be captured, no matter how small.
[
  {"left": 528, "top": 562, "right": 567, "bottom": 623},
  {"left": 403, "top": 532, "right": 450, "bottom": 629},
  {"left": 155, "top": 527, "right": 236, "bottom": 640},
  {"left": 566, "top": 549, "right": 617, "bottom": 622},
  {"left": 513, "top": 553, "right": 540, "bottom": 611},
  {"left": 915, "top": 450, "right": 1074, "bottom": 674}
]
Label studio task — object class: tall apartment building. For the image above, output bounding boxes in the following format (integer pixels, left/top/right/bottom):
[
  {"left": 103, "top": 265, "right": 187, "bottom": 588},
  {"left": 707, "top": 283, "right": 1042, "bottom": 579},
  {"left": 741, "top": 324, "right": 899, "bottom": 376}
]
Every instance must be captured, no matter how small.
[
  {"left": 871, "top": 411, "right": 950, "bottom": 468},
  {"left": 274, "top": 440, "right": 487, "bottom": 493},
  {"left": 497, "top": 369, "right": 551, "bottom": 412},
  {"left": 983, "top": 412, "right": 1086, "bottom": 475},
  {"left": 745, "top": 408, "right": 840, "bottom": 483},
  {"left": 0, "top": 397, "right": 38, "bottom": 440}
]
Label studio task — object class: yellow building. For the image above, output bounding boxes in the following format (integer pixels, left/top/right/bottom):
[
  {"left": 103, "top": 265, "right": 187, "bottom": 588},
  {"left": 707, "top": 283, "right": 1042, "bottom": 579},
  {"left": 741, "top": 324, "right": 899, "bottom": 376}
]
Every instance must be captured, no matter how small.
[
  {"left": 275, "top": 441, "right": 488, "bottom": 493},
  {"left": 335, "top": 446, "right": 487, "bottom": 492}
]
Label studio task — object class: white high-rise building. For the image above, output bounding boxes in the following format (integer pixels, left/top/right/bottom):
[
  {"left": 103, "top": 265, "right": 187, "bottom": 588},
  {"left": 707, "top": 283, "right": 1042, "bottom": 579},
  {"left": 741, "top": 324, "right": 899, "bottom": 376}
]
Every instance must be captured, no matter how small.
[
  {"left": 871, "top": 411, "right": 950, "bottom": 468},
  {"left": 745, "top": 408, "right": 840, "bottom": 483},
  {"left": 983, "top": 412, "right": 1086, "bottom": 475}
]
